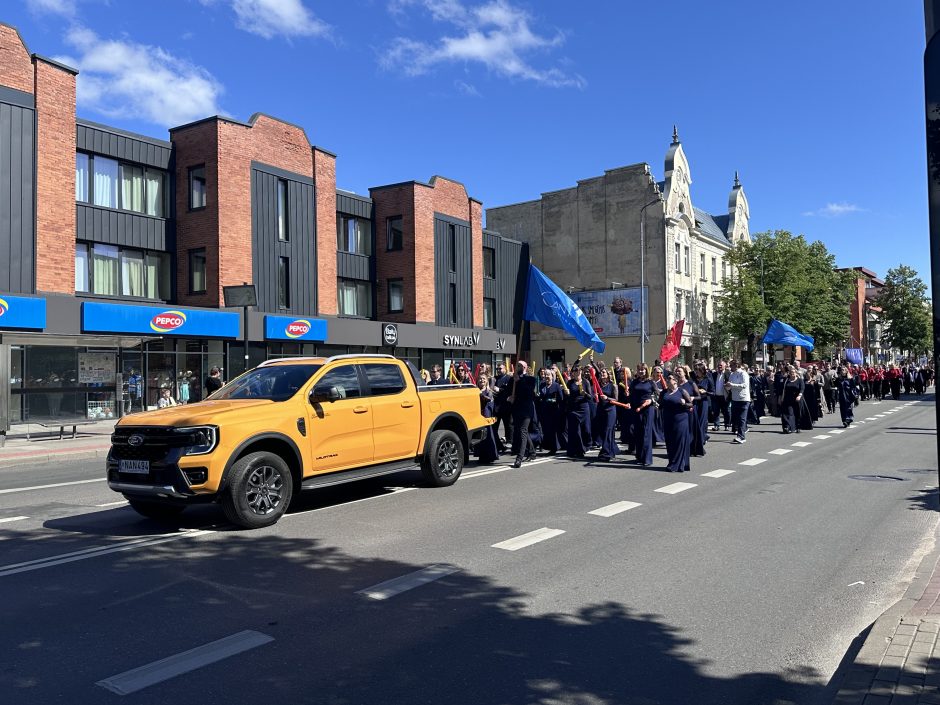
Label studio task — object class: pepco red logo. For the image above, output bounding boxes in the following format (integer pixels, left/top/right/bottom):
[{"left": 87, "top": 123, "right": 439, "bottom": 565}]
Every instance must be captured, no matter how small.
[
  {"left": 285, "top": 319, "right": 311, "bottom": 338},
  {"left": 0, "top": 298, "right": 7, "bottom": 318},
  {"left": 150, "top": 310, "right": 187, "bottom": 333}
]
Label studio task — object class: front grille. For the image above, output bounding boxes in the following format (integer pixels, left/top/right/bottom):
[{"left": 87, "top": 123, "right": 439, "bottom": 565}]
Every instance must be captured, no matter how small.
[
  {"left": 110, "top": 444, "right": 169, "bottom": 462},
  {"left": 110, "top": 426, "right": 199, "bottom": 462}
]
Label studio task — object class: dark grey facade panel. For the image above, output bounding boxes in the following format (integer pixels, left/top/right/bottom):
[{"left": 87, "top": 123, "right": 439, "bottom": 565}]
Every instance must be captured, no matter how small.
[
  {"left": 483, "top": 231, "right": 499, "bottom": 250},
  {"left": 76, "top": 123, "right": 172, "bottom": 170},
  {"left": 336, "top": 192, "right": 372, "bottom": 219},
  {"left": 433, "top": 217, "right": 472, "bottom": 327},
  {"left": 433, "top": 211, "right": 470, "bottom": 227},
  {"left": 0, "top": 101, "right": 35, "bottom": 294},
  {"left": 483, "top": 278, "right": 497, "bottom": 299},
  {"left": 337, "top": 251, "right": 371, "bottom": 280},
  {"left": 0, "top": 86, "right": 34, "bottom": 110},
  {"left": 75, "top": 204, "right": 167, "bottom": 251},
  {"left": 250, "top": 160, "right": 314, "bottom": 186},
  {"left": 251, "top": 168, "right": 316, "bottom": 315}
]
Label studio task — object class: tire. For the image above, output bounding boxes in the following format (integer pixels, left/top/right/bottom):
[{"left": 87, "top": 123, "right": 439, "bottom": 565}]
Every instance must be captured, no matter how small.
[
  {"left": 421, "top": 430, "right": 464, "bottom": 487},
  {"left": 126, "top": 498, "right": 186, "bottom": 521},
  {"left": 221, "top": 451, "right": 294, "bottom": 529}
]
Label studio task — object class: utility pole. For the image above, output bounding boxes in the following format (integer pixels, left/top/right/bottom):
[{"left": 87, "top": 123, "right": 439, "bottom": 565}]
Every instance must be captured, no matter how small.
[{"left": 760, "top": 253, "right": 768, "bottom": 367}]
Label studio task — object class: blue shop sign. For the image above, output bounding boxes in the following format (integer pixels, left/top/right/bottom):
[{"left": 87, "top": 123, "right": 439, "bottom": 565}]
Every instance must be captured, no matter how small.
[
  {"left": 264, "top": 315, "right": 327, "bottom": 342},
  {"left": 82, "top": 302, "right": 240, "bottom": 338},
  {"left": 0, "top": 295, "right": 46, "bottom": 330}
]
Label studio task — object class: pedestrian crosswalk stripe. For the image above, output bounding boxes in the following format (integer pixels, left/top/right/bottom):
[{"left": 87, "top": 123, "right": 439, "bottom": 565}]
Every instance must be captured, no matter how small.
[
  {"left": 701, "top": 469, "right": 735, "bottom": 478},
  {"left": 655, "top": 482, "right": 697, "bottom": 494},
  {"left": 739, "top": 458, "right": 766, "bottom": 466},
  {"left": 589, "top": 501, "right": 642, "bottom": 517},
  {"left": 768, "top": 449, "right": 792, "bottom": 455}
]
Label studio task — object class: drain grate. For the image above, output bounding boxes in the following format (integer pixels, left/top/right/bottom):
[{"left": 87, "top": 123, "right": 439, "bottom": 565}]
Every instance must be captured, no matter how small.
[{"left": 848, "top": 475, "right": 907, "bottom": 482}]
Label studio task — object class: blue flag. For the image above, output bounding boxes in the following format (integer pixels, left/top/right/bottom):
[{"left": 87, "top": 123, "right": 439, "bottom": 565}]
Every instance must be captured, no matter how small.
[
  {"left": 762, "top": 319, "right": 815, "bottom": 352},
  {"left": 523, "top": 265, "right": 606, "bottom": 353},
  {"left": 845, "top": 348, "right": 864, "bottom": 365}
]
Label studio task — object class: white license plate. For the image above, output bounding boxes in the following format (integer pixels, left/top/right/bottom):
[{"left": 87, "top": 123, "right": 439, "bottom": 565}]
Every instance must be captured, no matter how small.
[{"left": 119, "top": 460, "right": 150, "bottom": 474}]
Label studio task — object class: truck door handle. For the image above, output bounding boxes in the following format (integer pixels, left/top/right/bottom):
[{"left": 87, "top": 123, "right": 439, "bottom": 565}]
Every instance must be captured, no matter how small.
[
  {"left": 401, "top": 401, "right": 415, "bottom": 408},
  {"left": 353, "top": 406, "right": 369, "bottom": 414}
]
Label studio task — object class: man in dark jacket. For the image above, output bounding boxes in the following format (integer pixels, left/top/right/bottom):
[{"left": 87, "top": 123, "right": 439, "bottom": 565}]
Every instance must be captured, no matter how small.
[
  {"left": 493, "top": 362, "right": 514, "bottom": 453},
  {"left": 510, "top": 361, "right": 538, "bottom": 468}
]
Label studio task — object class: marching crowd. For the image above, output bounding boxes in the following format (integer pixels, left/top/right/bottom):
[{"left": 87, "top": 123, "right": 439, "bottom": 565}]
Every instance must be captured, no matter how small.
[{"left": 444, "top": 357, "right": 934, "bottom": 472}]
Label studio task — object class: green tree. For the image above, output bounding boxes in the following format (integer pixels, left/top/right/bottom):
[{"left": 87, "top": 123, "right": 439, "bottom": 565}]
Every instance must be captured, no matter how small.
[
  {"left": 874, "top": 265, "right": 932, "bottom": 356},
  {"left": 712, "top": 230, "right": 854, "bottom": 360}
]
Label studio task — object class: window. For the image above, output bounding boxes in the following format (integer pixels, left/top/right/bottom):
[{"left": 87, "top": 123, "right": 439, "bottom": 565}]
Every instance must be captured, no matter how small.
[
  {"left": 277, "top": 179, "right": 288, "bottom": 241},
  {"left": 144, "top": 168, "right": 165, "bottom": 217},
  {"left": 700, "top": 253, "right": 706, "bottom": 280},
  {"left": 337, "top": 215, "right": 372, "bottom": 255},
  {"left": 449, "top": 283, "right": 457, "bottom": 324},
  {"left": 189, "top": 165, "right": 206, "bottom": 209},
  {"left": 76, "top": 153, "right": 89, "bottom": 202},
  {"left": 683, "top": 246, "right": 690, "bottom": 275},
  {"left": 483, "top": 247, "right": 496, "bottom": 279},
  {"left": 484, "top": 298, "right": 496, "bottom": 329},
  {"left": 388, "top": 279, "right": 404, "bottom": 313},
  {"left": 701, "top": 295, "right": 709, "bottom": 324},
  {"left": 362, "top": 364, "right": 406, "bottom": 396},
  {"left": 387, "top": 216, "right": 403, "bottom": 251},
  {"left": 711, "top": 257, "right": 717, "bottom": 283},
  {"left": 145, "top": 252, "right": 171, "bottom": 299},
  {"left": 92, "top": 157, "right": 119, "bottom": 209},
  {"left": 121, "top": 249, "right": 145, "bottom": 297},
  {"left": 675, "top": 292, "right": 683, "bottom": 322},
  {"left": 313, "top": 365, "right": 361, "bottom": 400},
  {"left": 338, "top": 279, "right": 373, "bottom": 317},
  {"left": 721, "top": 260, "right": 727, "bottom": 281},
  {"left": 121, "top": 164, "right": 144, "bottom": 214},
  {"left": 75, "top": 243, "right": 88, "bottom": 292},
  {"left": 278, "top": 256, "right": 290, "bottom": 309},
  {"left": 448, "top": 223, "right": 457, "bottom": 272},
  {"left": 91, "top": 243, "right": 119, "bottom": 295},
  {"left": 674, "top": 242, "right": 681, "bottom": 272},
  {"left": 189, "top": 248, "right": 207, "bottom": 294}
]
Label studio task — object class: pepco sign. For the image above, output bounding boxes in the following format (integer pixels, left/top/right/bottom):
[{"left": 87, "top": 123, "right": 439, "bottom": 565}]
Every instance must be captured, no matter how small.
[
  {"left": 264, "top": 314, "right": 327, "bottom": 342},
  {"left": 150, "top": 310, "right": 188, "bottom": 333},
  {"left": 285, "top": 319, "right": 312, "bottom": 338}
]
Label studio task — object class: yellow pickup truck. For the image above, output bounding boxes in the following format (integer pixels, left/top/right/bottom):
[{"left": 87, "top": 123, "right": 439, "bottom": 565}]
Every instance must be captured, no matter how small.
[{"left": 107, "top": 355, "right": 492, "bottom": 528}]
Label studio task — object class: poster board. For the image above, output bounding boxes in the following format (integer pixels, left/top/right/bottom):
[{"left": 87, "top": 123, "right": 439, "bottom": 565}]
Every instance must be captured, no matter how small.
[{"left": 78, "top": 353, "right": 116, "bottom": 384}]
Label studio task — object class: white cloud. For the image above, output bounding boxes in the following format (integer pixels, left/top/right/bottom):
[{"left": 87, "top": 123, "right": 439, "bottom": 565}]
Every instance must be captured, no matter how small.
[
  {"left": 454, "top": 79, "right": 481, "bottom": 97},
  {"left": 27, "top": 0, "right": 77, "bottom": 18},
  {"left": 802, "top": 202, "right": 866, "bottom": 217},
  {"left": 201, "top": 0, "right": 330, "bottom": 40},
  {"left": 382, "top": 0, "right": 584, "bottom": 88},
  {"left": 61, "top": 26, "right": 224, "bottom": 127}
]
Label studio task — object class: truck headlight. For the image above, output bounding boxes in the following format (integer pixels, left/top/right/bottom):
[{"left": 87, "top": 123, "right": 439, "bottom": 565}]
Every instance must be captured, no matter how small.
[{"left": 177, "top": 426, "right": 218, "bottom": 456}]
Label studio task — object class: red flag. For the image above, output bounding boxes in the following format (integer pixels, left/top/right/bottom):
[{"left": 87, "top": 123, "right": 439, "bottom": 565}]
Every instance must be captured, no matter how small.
[{"left": 659, "top": 319, "right": 685, "bottom": 362}]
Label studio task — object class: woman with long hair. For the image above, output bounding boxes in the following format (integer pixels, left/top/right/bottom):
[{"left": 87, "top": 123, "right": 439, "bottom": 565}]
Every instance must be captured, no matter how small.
[
  {"left": 629, "top": 363, "right": 656, "bottom": 466},
  {"left": 689, "top": 362, "right": 713, "bottom": 456},
  {"left": 660, "top": 371, "right": 694, "bottom": 472},
  {"left": 565, "top": 366, "right": 591, "bottom": 459},
  {"left": 536, "top": 367, "right": 565, "bottom": 455},
  {"left": 780, "top": 365, "right": 805, "bottom": 434},
  {"left": 595, "top": 367, "right": 619, "bottom": 461}
]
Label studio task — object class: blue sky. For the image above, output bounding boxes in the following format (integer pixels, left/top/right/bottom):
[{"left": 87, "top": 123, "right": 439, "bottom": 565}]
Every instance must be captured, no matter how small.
[{"left": 7, "top": 1, "right": 929, "bottom": 285}]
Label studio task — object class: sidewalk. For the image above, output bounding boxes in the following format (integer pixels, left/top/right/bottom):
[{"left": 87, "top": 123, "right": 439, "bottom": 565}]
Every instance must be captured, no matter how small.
[
  {"left": 834, "top": 524, "right": 940, "bottom": 705},
  {"left": 0, "top": 422, "right": 115, "bottom": 469}
]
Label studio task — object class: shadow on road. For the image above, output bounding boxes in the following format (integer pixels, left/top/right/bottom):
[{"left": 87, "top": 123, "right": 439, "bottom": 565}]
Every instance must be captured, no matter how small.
[{"left": 905, "top": 486, "right": 940, "bottom": 512}]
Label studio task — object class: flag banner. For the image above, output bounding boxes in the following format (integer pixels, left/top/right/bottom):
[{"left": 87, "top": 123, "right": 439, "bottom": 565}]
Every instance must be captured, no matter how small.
[
  {"left": 659, "top": 319, "right": 685, "bottom": 362},
  {"left": 762, "top": 319, "right": 815, "bottom": 352},
  {"left": 845, "top": 348, "right": 864, "bottom": 365},
  {"left": 523, "top": 265, "right": 606, "bottom": 353}
]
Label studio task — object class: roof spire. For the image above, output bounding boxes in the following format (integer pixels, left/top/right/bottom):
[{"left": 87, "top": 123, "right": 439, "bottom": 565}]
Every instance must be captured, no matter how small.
[
  {"left": 672, "top": 125, "right": 680, "bottom": 144},
  {"left": 733, "top": 170, "right": 740, "bottom": 188}
]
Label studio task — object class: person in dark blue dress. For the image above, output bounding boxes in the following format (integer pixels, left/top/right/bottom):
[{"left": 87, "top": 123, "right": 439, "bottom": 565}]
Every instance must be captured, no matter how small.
[
  {"left": 595, "top": 368, "right": 619, "bottom": 461},
  {"left": 473, "top": 374, "right": 499, "bottom": 464},
  {"left": 651, "top": 366, "right": 666, "bottom": 447},
  {"left": 536, "top": 367, "right": 565, "bottom": 454},
  {"left": 780, "top": 365, "right": 805, "bottom": 434},
  {"left": 616, "top": 364, "right": 635, "bottom": 450},
  {"left": 680, "top": 367, "right": 705, "bottom": 457},
  {"left": 629, "top": 364, "right": 656, "bottom": 466},
  {"left": 660, "top": 373, "right": 694, "bottom": 473},
  {"left": 837, "top": 365, "right": 860, "bottom": 427},
  {"left": 565, "top": 366, "right": 591, "bottom": 458},
  {"left": 690, "top": 363, "right": 713, "bottom": 456},
  {"left": 751, "top": 368, "right": 766, "bottom": 421}
]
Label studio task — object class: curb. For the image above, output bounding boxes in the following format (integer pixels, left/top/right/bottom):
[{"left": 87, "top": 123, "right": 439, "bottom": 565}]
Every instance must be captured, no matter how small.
[{"left": 0, "top": 446, "right": 111, "bottom": 469}]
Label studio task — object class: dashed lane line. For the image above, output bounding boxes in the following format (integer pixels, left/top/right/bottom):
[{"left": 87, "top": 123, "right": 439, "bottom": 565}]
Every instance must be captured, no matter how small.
[
  {"left": 0, "top": 516, "right": 29, "bottom": 524},
  {"left": 768, "top": 449, "right": 792, "bottom": 455},
  {"left": 829, "top": 430, "right": 845, "bottom": 434},
  {"left": 357, "top": 564, "right": 460, "bottom": 600},
  {"left": 96, "top": 630, "right": 274, "bottom": 696},
  {"left": 701, "top": 469, "right": 735, "bottom": 478},
  {"left": 0, "top": 478, "right": 106, "bottom": 495},
  {"left": 792, "top": 442, "right": 812, "bottom": 447},
  {"left": 589, "top": 501, "right": 642, "bottom": 517},
  {"left": 738, "top": 458, "right": 767, "bottom": 466},
  {"left": 492, "top": 528, "right": 566, "bottom": 551},
  {"left": 813, "top": 434, "right": 832, "bottom": 439},
  {"left": 96, "top": 500, "right": 129, "bottom": 508},
  {"left": 654, "top": 482, "right": 697, "bottom": 494}
]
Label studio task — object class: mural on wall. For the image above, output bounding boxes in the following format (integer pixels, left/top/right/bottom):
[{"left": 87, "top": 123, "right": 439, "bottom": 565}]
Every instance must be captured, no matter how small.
[{"left": 567, "top": 287, "right": 649, "bottom": 337}]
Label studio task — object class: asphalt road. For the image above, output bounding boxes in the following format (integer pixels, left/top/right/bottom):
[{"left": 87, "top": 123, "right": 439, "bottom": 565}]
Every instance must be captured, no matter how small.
[{"left": 0, "top": 395, "right": 937, "bottom": 705}]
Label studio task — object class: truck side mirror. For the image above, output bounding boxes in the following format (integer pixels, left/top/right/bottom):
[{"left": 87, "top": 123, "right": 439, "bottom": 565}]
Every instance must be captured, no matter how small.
[{"left": 311, "top": 386, "right": 341, "bottom": 404}]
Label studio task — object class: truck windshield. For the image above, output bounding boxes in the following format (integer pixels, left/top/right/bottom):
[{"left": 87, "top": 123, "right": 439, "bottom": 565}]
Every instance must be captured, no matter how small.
[{"left": 209, "top": 364, "right": 322, "bottom": 402}]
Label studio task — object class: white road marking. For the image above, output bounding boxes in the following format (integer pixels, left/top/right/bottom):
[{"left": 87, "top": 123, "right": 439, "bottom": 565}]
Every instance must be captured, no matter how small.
[
  {"left": 768, "top": 449, "right": 792, "bottom": 455},
  {"left": 864, "top": 418, "right": 876, "bottom": 421},
  {"left": 0, "top": 516, "right": 29, "bottom": 524},
  {"left": 813, "top": 434, "right": 832, "bottom": 439},
  {"left": 492, "top": 528, "right": 565, "bottom": 551},
  {"left": 463, "top": 457, "right": 554, "bottom": 479},
  {"left": 0, "top": 529, "right": 213, "bottom": 578},
  {"left": 875, "top": 414, "right": 886, "bottom": 418},
  {"left": 848, "top": 581, "right": 865, "bottom": 587},
  {"left": 654, "top": 482, "right": 697, "bottom": 494},
  {"left": 701, "top": 469, "right": 735, "bottom": 478},
  {"left": 589, "top": 501, "right": 642, "bottom": 517},
  {"left": 738, "top": 458, "right": 767, "bottom": 466},
  {"left": 96, "top": 500, "right": 129, "bottom": 507},
  {"left": 283, "top": 487, "right": 417, "bottom": 519},
  {"left": 791, "top": 442, "right": 812, "bottom": 447},
  {"left": 829, "top": 429, "right": 845, "bottom": 434},
  {"left": 357, "top": 564, "right": 460, "bottom": 600},
  {"left": 0, "top": 478, "right": 106, "bottom": 495},
  {"left": 96, "top": 630, "right": 273, "bottom": 695}
]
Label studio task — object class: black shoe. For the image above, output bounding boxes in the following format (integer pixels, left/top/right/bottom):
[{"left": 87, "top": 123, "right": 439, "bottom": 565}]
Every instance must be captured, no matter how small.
[
  {"left": 525, "top": 454, "right": 537, "bottom": 462},
  {"left": 598, "top": 454, "right": 611, "bottom": 462},
  {"left": 512, "top": 459, "right": 522, "bottom": 468}
]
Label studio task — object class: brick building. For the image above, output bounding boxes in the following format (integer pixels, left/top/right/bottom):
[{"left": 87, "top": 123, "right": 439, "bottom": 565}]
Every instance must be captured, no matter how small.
[{"left": 0, "top": 23, "right": 523, "bottom": 431}]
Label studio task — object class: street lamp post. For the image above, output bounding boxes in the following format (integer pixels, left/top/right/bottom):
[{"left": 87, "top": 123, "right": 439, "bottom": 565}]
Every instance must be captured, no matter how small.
[
  {"left": 639, "top": 197, "right": 663, "bottom": 364},
  {"left": 759, "top": 254, "right": 768, "bottom": 367}
]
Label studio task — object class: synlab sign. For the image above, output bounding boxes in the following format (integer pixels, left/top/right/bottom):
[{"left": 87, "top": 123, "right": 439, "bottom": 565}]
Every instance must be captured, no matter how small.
[
  {"left": 264, "top": 315, "right": 327, "bottom": 342},
  {"left": 82, "top": 302, "right": 240, "bottom": 338},
  {"left": 0, "top": 295, "right": 47, "bottom": 330}
]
